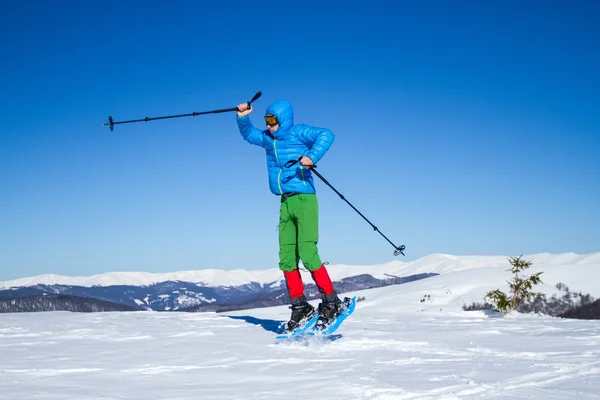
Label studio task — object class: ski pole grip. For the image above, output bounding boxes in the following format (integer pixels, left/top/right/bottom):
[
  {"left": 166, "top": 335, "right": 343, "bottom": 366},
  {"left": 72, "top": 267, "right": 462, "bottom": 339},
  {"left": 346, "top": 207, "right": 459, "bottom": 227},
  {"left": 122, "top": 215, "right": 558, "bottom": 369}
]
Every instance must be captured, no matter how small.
[
  {"left": 237, "top": 104, "right": 252, "bottom": 113},
  {"left": 249, "top": 91, "right": 262, "bottom": 104}
]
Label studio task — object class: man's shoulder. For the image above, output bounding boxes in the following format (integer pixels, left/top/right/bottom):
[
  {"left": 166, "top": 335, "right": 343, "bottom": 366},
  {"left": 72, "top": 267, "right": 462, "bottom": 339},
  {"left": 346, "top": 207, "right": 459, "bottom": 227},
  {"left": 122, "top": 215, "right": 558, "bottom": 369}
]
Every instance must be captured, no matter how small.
[
  {"left": 291, "top": 123, "right": 321, "bottom": 134},
  {"left": 292, "top": 123, "right": 310, "bottom": 129}
]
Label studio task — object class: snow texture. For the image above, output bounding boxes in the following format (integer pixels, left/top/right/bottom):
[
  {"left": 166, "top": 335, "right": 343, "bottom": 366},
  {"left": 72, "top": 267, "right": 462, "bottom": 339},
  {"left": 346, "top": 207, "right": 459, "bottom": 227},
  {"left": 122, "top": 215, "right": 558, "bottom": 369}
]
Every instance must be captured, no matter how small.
[{"left": 1, "top": 253, "right": 599, "bottom": 399}]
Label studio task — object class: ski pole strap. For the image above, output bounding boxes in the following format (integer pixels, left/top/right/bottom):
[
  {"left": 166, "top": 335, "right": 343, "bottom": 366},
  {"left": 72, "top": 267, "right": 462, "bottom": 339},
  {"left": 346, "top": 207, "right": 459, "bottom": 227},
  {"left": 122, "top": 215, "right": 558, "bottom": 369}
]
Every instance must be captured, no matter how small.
[{"left": 284, "top": 159, "right": 306, "bottom": 168}]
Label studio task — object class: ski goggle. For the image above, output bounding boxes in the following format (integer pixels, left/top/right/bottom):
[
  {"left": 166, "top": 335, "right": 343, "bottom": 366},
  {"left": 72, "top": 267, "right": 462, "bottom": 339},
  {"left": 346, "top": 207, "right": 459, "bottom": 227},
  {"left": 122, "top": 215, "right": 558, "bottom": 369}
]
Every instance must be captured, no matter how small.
[{"left": 264, "top": 114, "right": 279, "bottom": 126}]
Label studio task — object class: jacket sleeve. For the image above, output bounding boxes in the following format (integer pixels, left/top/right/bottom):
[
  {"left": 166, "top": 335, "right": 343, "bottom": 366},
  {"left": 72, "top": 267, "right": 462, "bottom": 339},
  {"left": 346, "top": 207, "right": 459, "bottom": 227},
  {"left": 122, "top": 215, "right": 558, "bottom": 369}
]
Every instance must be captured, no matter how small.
[
  {"left": 237, "top": 115, "right": 265, "bottom": 147},
  {"left": 296, "top": 124, "right": 335, "bottom": 165}
]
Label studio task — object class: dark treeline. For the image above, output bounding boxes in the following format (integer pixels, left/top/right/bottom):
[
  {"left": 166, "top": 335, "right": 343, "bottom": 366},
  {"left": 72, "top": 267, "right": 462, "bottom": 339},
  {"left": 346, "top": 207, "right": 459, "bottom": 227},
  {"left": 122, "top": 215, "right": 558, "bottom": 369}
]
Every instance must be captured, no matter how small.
[{"left": 0, "top": 294, "right": 143, "bottom": 313}]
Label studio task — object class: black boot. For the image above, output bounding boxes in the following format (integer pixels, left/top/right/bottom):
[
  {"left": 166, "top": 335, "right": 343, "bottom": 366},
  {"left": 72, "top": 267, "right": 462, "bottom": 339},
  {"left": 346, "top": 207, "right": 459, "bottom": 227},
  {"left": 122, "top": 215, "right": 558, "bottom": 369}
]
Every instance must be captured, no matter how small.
[
  {"left": 315, "top": 292, "right": 343, "bottom": 330},
  {"left": 287, "top": 297, "right": 316, "bottom": 332}
]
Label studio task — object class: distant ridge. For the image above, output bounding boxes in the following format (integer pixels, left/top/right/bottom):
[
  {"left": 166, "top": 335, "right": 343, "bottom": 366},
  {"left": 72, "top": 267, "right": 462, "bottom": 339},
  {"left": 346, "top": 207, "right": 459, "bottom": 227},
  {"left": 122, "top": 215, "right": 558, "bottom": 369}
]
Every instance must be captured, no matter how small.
[
  {"left": 0, "top": 273, "right": 437, "bottom": 312},
  {"left": 2, "top": 252, "right": 598, "bottom": 289}
]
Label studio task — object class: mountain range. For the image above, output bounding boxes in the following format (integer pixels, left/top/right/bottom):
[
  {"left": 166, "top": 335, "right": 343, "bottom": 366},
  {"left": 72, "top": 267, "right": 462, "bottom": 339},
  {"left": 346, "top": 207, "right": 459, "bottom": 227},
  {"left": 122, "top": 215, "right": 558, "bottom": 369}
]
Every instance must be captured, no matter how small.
[{"left": 1, "top": 252, "right": 598, "bottom": 313}]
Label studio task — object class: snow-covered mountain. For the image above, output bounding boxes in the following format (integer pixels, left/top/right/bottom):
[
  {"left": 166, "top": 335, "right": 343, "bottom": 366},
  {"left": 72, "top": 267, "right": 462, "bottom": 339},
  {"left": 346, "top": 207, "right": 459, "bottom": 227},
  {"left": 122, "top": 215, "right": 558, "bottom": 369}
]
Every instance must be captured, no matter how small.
[
  {"left": 3, "top": 252, "right": 598, "bottom": 289},
  {"left": 0, "top": 273, "right": 435, "bottom": 312},
  {"left": 1, "top": 253, "right": 598, "bottom": 313}
]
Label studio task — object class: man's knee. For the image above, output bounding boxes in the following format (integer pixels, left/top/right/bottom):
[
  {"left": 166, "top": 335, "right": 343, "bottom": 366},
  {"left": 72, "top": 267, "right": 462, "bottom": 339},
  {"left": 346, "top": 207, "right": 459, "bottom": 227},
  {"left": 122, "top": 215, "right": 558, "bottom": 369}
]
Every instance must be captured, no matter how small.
[
  {"left": 279, "top": 243, "right": 297, "bottom": 272},
  {"left": 298, "top": 242, "right": 322, "bottom": 271}
]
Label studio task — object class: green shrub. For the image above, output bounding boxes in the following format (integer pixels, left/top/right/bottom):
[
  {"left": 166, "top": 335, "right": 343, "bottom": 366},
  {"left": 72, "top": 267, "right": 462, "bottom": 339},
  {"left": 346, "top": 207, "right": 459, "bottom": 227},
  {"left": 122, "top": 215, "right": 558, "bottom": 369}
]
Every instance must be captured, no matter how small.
[{"left": 484, "top": 255, "right": 544, "bottom": 313}]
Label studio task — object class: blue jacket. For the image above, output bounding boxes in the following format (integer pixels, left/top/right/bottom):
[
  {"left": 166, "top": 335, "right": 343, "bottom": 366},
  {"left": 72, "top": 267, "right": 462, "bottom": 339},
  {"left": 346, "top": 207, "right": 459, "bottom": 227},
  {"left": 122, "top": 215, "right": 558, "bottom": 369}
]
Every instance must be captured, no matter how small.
[{"left": 237, "top": 100, "right": 335, "bottom": 195}]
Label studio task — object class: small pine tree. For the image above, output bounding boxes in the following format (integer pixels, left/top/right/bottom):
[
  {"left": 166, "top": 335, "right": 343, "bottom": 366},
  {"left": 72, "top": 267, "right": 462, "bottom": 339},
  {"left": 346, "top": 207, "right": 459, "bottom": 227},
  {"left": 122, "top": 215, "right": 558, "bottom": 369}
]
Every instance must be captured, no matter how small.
[{"left": 484, "top": 255, "right": 544, "bottom": 313}]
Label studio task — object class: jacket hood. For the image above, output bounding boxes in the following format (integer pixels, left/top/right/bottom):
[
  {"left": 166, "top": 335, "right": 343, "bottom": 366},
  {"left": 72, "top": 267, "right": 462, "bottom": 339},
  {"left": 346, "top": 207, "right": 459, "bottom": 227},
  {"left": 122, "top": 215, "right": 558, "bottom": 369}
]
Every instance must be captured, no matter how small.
[{"left": 265, "top": 100, "right": 294, "bottom": 130}]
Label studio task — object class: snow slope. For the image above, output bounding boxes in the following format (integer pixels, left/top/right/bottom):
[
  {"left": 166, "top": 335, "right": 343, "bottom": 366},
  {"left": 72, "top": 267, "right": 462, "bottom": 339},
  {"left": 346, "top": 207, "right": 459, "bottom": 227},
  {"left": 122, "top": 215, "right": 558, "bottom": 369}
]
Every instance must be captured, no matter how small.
[{"left": 1, "top": 255, "right": 599, "bottom": 399}]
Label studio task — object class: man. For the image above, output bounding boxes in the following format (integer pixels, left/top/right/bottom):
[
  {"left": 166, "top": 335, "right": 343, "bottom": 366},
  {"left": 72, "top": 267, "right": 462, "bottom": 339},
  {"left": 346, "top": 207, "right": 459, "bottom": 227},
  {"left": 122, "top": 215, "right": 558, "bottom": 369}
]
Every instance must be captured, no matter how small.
[{"left": 236, "top": 99, "right": 341, "bottom": 331}]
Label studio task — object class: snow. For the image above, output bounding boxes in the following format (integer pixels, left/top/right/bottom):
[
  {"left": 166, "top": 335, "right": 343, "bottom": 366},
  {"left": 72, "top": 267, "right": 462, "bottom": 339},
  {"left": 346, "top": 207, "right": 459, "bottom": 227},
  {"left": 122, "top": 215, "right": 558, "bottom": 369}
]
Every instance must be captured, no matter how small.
[
  {"left": 174, "top": 293, "right": 216, "bottom": 307},
  {"left": 1, "top": 254, "right": 599, "bottom": 398}
]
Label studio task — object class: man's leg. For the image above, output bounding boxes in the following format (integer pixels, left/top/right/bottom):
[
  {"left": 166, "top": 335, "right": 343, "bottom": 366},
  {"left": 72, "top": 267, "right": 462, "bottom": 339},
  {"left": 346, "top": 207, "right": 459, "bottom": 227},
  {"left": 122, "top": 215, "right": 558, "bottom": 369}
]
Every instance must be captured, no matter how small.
[
  {"left": 293, "top": 194, "right": 338, "bottom": 303},
  {"left": 280, "top": 199, "right": 317, "bottom": 331},
  {"left": 279, "top": 199, "right": 304, "bottom": 302}
]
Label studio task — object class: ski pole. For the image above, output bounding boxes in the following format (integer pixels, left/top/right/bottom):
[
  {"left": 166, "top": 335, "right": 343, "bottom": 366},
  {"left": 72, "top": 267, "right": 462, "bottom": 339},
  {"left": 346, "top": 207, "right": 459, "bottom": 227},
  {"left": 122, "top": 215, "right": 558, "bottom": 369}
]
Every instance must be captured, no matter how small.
[
  {"left": 103, "top": 91, "right": 262, "bottom": 131},
  {"left": 285, "top": 159, "right": 406, "bottom": 256}
]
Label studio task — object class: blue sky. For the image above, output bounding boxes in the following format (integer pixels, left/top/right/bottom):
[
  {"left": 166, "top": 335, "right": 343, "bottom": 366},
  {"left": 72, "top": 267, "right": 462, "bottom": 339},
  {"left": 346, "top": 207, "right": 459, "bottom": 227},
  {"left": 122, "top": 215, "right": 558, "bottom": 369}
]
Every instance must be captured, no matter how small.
[{"left": 1, "top": 0, "right": 599, "bottom": 280}]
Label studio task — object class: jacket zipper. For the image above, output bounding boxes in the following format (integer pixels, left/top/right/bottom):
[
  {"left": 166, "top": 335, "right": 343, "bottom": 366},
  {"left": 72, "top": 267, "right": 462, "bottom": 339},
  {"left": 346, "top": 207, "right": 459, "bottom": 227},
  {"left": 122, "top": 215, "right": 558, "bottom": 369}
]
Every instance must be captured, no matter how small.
[{"left": 273, "top": 137, "right": 283, "bottom": 194}]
